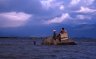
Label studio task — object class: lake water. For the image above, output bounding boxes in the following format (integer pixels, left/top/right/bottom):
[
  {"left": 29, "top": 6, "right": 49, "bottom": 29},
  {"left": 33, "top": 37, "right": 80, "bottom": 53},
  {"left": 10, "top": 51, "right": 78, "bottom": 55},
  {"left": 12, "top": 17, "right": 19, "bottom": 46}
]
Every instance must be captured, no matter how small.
[{"left": 0, "top": 38, "right": 96, "bottom": 59}]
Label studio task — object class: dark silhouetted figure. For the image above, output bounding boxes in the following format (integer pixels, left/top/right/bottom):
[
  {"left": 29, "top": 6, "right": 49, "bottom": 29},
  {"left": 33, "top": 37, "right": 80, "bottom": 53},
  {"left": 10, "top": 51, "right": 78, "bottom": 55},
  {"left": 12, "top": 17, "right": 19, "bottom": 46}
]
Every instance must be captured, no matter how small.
[
  {"left": 53, "top": 30, "right": 56, "bottom": 40},
  {"left": 57, "top": 34, "right": 61, "bottom": 42},
  {"left": 33, "top": 41, "right": 36, "bottom": 45},
  {"left": 60, "top": 28, "right": 65, "bottom": 34}
]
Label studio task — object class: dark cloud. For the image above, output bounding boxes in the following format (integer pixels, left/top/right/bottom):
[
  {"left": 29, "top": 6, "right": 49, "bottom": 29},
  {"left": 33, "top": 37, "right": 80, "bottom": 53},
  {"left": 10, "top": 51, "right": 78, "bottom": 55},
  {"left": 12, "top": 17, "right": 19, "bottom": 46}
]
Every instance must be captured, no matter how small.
[{"left": 0, "top": 0, "right": 62, "bottom": 17}]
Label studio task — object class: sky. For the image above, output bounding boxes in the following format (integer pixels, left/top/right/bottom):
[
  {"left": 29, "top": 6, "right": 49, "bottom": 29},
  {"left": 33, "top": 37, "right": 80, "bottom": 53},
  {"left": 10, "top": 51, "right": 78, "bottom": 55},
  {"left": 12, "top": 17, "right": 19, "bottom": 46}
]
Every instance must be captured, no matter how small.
[{"left": 0, "top": 0, "right": 96, "bottom": 38}]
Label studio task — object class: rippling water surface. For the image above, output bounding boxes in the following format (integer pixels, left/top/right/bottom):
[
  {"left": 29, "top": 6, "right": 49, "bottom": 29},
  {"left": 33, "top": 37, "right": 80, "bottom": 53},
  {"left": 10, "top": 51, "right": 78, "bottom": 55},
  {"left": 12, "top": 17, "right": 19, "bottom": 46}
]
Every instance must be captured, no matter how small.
[{"left": 0, "top": 38, "right": 96, "bottom": 59}]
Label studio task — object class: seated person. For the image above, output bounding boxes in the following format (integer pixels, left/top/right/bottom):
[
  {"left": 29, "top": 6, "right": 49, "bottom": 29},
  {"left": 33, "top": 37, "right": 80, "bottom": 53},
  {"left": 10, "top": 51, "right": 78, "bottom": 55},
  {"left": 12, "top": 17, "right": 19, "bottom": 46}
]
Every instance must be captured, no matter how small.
[
  {"left": 60, "top": 28, "right": 65, "bottom": 34},
  {"left": 60, "top": 28, "right": 68, "bottom": 40}
]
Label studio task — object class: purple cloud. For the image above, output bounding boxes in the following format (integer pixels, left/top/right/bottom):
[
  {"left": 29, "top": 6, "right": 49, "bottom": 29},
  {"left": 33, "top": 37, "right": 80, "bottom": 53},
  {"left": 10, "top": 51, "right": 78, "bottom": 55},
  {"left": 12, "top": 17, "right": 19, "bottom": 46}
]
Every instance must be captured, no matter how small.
[{"left": 0, "top": 12, "right": 32, "bottom": 28}]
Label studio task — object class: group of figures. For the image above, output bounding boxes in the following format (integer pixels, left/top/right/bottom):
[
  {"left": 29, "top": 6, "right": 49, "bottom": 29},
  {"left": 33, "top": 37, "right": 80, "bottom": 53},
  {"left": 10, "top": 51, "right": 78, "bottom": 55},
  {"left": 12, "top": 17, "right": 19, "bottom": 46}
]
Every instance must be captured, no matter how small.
[
  {"left": 42, "top": 27, "right": 76, "bottom": 45},
  {"left": 52, "top": 28, "right": 68, "bottom": 42}
]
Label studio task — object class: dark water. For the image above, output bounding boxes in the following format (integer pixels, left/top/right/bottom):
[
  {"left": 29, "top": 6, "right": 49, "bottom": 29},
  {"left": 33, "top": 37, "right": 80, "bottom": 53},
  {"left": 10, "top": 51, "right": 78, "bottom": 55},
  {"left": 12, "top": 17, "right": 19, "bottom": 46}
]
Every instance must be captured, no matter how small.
[{"left": 0, "top": 38, "right": 96, "bottom": 59}]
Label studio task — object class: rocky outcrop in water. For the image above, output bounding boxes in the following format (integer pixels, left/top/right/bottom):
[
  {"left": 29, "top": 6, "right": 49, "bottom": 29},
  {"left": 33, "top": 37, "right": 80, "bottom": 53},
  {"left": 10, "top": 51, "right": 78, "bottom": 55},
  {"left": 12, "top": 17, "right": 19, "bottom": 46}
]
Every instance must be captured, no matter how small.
[
  {"left": 42, "top": 37, "right": 76, "bottom": 45},
  {"left": 42, "top": 28, "right": 77, "bottom": 45}
]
